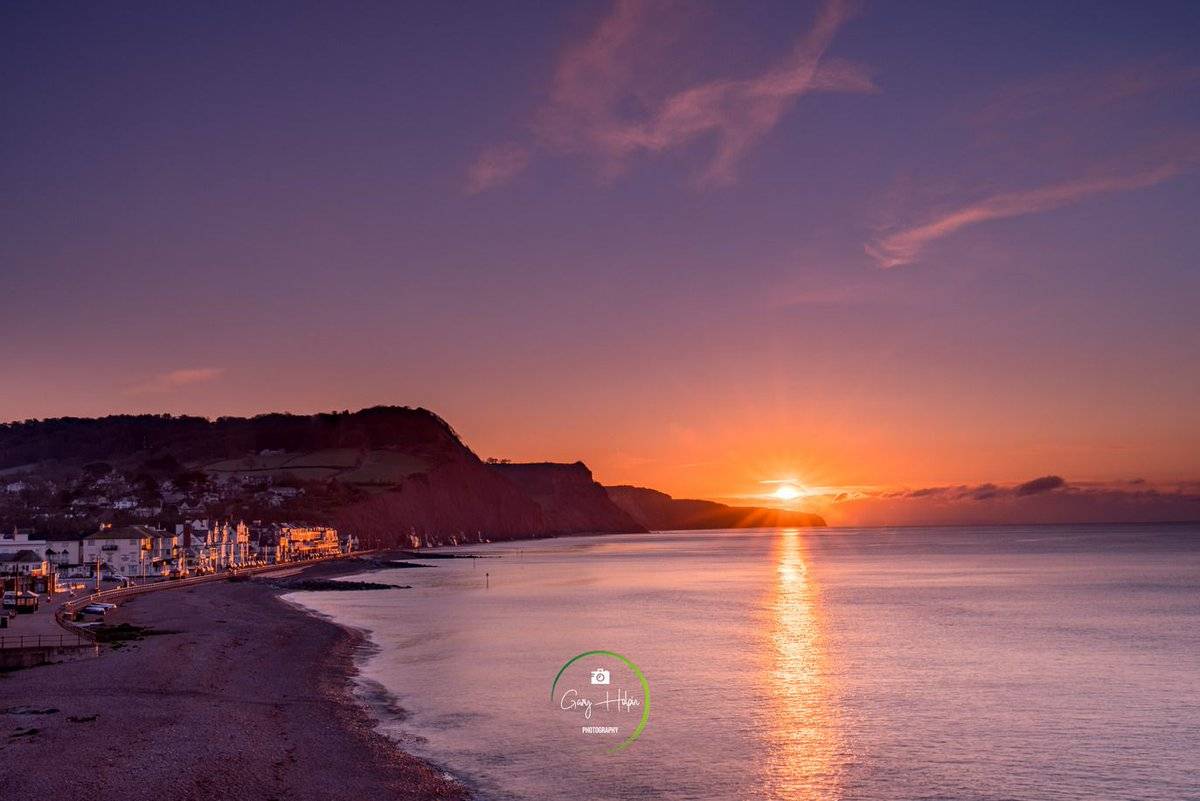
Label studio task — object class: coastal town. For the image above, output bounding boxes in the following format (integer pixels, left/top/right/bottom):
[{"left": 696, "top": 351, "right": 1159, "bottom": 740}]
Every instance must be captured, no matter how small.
[
  {"left": 2, "top": 520, "right": 350, "bottom": 594},
  {"left": 0, "top": 461, "right": 358, "bottom": 624},
  {"left": 1, "top": 521, "right": 355, "bottom": 608}
]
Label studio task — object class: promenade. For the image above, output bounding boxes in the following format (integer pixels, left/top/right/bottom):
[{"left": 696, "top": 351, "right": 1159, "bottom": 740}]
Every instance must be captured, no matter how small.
[{"left": 1, "top": 551, "right": 377, "bottom": 654}]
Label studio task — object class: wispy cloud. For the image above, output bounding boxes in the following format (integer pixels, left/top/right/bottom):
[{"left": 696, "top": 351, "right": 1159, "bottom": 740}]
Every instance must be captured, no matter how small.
[
  {"left": 468, "top": 0, "right": 873, "bottom": 192},
  {"left": 869, "top": 59, "right": 1200, "bottom": 268},
  {"left": 465, "top": 143, "right": 531, "bottom": 195},
  {"left": 128, "top": 367, "right": 224, "bottom": 395},
  {"left": 867, "top": 153, "right": 1197, "bottom": 268}
]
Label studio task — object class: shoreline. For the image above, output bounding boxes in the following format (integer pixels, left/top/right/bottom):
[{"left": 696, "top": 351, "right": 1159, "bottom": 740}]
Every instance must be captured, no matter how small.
[
  {"left": 276, "top": 561, "right": 442, "bottom": 756},
  {"left": 283, "top": 558, "right": 473, "bottom": 798},
  {"left": 0, "top": 555, "right": 470, "bottom": 801}
]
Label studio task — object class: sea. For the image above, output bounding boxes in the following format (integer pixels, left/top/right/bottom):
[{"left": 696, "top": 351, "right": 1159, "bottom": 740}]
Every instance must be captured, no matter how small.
[{"left": 285, "top": 525, "right": 1200, "bottom": 801}]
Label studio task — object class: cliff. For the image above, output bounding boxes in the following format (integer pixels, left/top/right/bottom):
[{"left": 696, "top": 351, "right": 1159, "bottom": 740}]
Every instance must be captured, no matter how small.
[
  {"left": 330, "top": 460, "right": 548, "bottom": 545},
  {"left": 488, "top": 462, "right": 646, "bottom": 534},
  {"left": 0, "top": 408, "right": 548, "bottom": 545},
  {"left": 605, "top": 485, "right": 826, "bottom": 530}
]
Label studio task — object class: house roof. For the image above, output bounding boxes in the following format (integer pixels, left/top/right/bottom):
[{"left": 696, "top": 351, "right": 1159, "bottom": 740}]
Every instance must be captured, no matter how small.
[
  {"left": 86, "top": 525, "right": 164, "bottom": 541},
  {"left": 45, "top": 532, "right": 89, "bottom": 543},
  {"left": 0, "top": 549, "right": 45, "bottom": 563}
]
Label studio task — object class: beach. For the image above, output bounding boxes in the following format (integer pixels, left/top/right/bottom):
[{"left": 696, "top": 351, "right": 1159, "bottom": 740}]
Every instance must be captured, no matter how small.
[{"left": 0, "top": 562, "right": 467, "bottom": 801}]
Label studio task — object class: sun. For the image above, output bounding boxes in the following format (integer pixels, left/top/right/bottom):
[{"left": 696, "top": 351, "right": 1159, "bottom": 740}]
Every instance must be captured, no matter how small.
[{"left": 773, "top": 484, "right": 803, "bottom": 501}]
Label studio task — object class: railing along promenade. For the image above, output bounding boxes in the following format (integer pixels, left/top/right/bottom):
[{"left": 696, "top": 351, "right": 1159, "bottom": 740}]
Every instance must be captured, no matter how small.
[{"left": 0, "top": 632, "right": 91, "bottom": 650}]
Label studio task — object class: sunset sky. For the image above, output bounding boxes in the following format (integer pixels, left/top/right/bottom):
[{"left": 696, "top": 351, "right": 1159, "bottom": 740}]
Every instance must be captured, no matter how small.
[{"left": 3, "top": 1, "right": 1198, "bottom": 524}]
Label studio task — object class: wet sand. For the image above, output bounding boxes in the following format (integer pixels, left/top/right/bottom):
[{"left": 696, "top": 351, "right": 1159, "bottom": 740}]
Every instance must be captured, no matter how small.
[{"left": 0, "top": 564, "right": 468, "bottom": 801}]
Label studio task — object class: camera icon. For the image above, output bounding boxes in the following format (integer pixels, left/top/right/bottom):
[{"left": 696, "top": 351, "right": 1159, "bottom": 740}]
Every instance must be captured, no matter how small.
[{"left": 590, "top": 668, "right": 610, "bottom": 685}]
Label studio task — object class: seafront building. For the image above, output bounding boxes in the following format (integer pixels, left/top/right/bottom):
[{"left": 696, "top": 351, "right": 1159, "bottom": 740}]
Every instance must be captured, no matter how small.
[
  {"left": 212, "top": 520, "right": 251, "bottom": 568},
  {"left": 249, "top": 524, "right": 286, "bottom": 563},
  {"left": 277, "top": 524, "right": 342, "bottom": 560},
  {"left": 0, "top": 530, "right": 55, "bottom": 595},
  {"left": 0, "top": 528, "right": 48, "bottom": 559},
  {"left": 0, "top": 550, "right": 50, "bottom": 578},
  {"left": 2, "top": 518, "right": 355, "bottom": 613},
  {"left": 79, "top": 525, "right": 154, "bottom": 577}
]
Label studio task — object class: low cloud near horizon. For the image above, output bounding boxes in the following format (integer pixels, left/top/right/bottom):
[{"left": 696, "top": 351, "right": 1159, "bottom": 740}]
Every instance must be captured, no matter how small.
[
  {"left": 128, "top": 367, "right": 225, "bottom": 395},
  {"left": 819, "top": 475, "right": 1200, "bottom": 526}
]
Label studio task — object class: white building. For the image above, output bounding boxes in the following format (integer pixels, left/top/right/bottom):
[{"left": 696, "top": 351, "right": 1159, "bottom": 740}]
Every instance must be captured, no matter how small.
[
  {"left": 176, "top": 519, "right": 250, "bottom": 571},
  {"left": 80, "top": 525, "right": 155, "bottom": 578},
  {"left": 209, "top": 521, "right": 250, "bottom": 569},
  {"left": 0, "top": 528, "right": 48, "bottom": 559},
  {"left": 0, "top": 549, "right": 49, "bottom": 577},
  {"left": 176, "top": 519, "right": 214, "bottom": 573}
]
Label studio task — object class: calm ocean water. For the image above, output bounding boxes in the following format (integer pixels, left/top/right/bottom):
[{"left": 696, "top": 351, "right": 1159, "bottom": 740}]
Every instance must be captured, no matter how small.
[{"left": 287, "top": 525, "right": 1200, "bottom": 800}]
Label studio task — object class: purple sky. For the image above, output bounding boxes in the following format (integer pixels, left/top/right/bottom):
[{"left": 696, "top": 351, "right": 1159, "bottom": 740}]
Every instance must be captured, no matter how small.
[{"left": 2, "top": 1, "right": 1198, "bottom": 523}]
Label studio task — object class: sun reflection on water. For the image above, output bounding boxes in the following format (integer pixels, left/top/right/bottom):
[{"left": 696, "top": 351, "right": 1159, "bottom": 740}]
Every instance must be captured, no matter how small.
[{"left": 760, "top": 529, "right": 844, "bottom": 799}]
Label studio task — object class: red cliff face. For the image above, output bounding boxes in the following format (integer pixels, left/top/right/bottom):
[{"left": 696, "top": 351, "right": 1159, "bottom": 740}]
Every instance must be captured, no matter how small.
[
  {"left": 332, "top": 461, "right": 549, "bottom": 546},
  {"left": 488, "top": 462, "right": 646, "bottom": 535}
]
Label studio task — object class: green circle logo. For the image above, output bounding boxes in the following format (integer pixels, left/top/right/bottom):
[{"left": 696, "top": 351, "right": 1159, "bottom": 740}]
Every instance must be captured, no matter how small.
[{"left": 551, "top": 650, "right": 650, "bottom": 752}]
